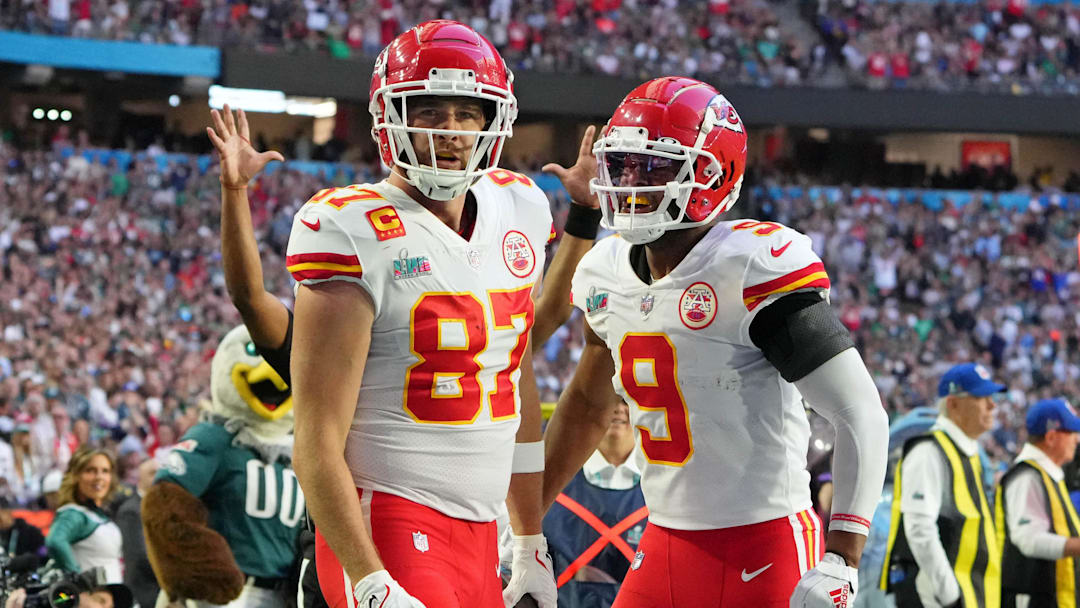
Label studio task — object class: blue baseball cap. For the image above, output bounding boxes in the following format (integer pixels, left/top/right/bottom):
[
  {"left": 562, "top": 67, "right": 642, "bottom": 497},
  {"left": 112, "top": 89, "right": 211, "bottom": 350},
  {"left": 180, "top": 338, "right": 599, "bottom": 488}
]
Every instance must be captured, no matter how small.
[
  {"left": 1026, "top": 398, "right": 1080, "bottom": 436},
  {"left": 937, "top": 363, "right": 1006, "bottom": 398}
]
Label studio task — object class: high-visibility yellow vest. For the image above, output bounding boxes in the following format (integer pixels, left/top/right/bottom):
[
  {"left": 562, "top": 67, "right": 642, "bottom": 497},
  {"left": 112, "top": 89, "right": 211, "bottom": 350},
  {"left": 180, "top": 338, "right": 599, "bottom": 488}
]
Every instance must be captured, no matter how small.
[{"left": 880, "top": 430, "right": 1001, "bottom": 608}]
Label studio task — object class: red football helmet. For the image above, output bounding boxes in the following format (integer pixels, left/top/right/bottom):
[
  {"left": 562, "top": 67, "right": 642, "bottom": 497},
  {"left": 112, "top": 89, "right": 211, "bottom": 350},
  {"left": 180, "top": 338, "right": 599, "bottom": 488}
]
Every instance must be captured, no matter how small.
[
  {"left": 591, "top": 77, "right": 748, "bottom": 244},
  {"left": 370, "top": 20, "right": 518, "bottom": 200}
]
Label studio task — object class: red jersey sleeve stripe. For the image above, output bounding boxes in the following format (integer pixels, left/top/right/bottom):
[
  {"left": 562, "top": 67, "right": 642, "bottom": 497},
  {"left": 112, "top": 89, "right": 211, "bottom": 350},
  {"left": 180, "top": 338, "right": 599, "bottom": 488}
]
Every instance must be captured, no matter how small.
[
  {"left": 290, "top": 268, "right": 364, "bottom": 282},
  {"left": 744, "top": 276, "right": 830, "bottom": 311},
  {"left": 286, "top": 252, "right": 360, "bottom": 267},
  {"left": 742, "top": 262, "right": 827, "bottom": 299}
]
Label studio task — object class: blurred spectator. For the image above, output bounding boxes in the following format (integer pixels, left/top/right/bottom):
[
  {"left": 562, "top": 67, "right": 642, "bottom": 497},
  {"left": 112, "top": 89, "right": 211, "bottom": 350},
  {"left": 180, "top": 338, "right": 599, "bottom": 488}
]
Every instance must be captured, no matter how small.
[
  {"left": 115, "top": 459, "right": 161, "bottom": 608},
  {"left": 542, "top": 400, "right": 646, "bottom": 607},
  {"left": 0, "top": 496, "right": 46, "bottom": 558},
  {"left": 9, "top": 417, "right": 44, "bottom": 507}
]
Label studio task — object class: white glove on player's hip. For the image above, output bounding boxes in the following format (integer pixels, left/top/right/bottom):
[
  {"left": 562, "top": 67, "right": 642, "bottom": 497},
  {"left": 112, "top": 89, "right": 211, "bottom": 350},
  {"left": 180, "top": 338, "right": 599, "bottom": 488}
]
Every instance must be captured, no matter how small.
[
  {"left": 353, "top": 570, "right": 427, "bottom": 608},
  {"left": 502, "top": 534, "right": 557, "bottom": 608},
  {"left": 789, "top": 552, "right": 858, "bottom": 608}
]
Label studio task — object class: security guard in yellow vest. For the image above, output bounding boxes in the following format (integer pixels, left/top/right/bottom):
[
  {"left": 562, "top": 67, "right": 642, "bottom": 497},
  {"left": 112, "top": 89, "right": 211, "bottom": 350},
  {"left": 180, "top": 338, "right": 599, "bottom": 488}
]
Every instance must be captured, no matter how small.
[
  {"left": 996, "top": 398, "right": 1080, "bottom": 608},
  {"left": 881, "top": 362, "right": 1003, "bottom": 608}
]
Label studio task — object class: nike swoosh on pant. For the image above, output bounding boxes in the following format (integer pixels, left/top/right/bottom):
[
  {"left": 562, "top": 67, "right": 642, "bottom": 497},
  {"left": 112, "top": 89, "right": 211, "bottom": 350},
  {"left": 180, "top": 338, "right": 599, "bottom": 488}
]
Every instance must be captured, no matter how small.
[{"left": 740, "top": 562, "right": 773, "bottom": 582}]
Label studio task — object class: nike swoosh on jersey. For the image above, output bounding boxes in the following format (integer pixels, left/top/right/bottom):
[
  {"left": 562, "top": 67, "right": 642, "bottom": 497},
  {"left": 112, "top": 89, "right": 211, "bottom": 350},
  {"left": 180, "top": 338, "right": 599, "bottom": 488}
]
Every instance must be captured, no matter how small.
[
  {"left": 301, "top": 217, "right": 321, "bottom": 231},
  {"left": 740, "top": 562, "right": 773, "bottom": 582},
  {"left": 770, "top": 241, "right": 791, "bottom": 257}
]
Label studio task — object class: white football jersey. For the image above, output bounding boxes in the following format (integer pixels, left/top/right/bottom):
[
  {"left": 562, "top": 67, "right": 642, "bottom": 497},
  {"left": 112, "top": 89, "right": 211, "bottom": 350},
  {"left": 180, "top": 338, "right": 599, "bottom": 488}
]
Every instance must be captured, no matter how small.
[
  {"left": 570, "top": 220, "right": 830, "bottom": 530},
  {"left": 286, "top": 172, "right": 552, "bottom": 522}
]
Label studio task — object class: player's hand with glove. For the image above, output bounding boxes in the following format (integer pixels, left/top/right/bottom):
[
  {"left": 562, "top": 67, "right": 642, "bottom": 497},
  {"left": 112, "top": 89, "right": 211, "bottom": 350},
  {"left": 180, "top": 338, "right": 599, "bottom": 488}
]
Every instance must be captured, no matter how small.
[
  {"left": 502, "top": 534, "right": 557, "bottom": 608},
  {"left": 353, "top": 570, "right": 427, "bottom": 608},
  {"left": 789, "top": 552, "right": 858, "bottom": 608}
]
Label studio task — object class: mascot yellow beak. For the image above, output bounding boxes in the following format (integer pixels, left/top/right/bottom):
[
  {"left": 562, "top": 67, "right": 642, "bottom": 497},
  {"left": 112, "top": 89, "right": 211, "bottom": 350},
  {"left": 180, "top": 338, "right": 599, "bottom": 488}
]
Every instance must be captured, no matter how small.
[{"left": 230, "top": 361, "right": 293, "bottom": 421}]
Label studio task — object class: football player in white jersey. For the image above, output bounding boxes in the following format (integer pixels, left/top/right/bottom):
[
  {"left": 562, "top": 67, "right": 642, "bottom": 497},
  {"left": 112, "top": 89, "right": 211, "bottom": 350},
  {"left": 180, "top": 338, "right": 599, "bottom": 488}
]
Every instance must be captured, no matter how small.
[
  {"left": 285, "top": 21, "right": 557, "bottom": 608},
  {"left": 541, "top": 76, "right": 890, "bottom": 607}
]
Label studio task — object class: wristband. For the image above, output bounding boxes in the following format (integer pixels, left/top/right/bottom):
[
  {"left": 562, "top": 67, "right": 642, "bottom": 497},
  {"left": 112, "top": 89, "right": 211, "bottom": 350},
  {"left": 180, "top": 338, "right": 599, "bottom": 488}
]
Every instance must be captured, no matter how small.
[
  {"left": 563, "top": 204, "right": 602, "bottom": 240},
  {"left": 829, "top": 513, "right": 871, "bottom": 536},
  {"left": 511, "top": 440, "right": 545, "bottom": 473}
]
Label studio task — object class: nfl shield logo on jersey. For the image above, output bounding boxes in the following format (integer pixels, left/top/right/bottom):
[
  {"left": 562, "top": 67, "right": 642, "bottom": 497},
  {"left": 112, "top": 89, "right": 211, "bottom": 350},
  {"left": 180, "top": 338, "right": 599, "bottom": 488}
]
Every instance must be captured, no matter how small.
[
  {"left": 631, "top": 550, "right": 645, "bottom": 570},
  {"left": 467, "top": 248, "right": 482, "bottom": 269},
  {"left": 412, "top": 531, "right": 429, "bottom": 553},
  {"left": 639, "top": 294, "right": 654, "bottom": 319}
]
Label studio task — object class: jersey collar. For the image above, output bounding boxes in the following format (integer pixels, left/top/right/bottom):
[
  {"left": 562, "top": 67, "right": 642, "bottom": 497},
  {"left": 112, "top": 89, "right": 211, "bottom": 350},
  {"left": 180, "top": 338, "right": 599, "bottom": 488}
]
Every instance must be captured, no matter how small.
[
  {"left": 933, "top": 415, "right": 980, "bottom": 457},
  {"left": 1016, "top": 442, "right": 1064, "bottom": 481}
]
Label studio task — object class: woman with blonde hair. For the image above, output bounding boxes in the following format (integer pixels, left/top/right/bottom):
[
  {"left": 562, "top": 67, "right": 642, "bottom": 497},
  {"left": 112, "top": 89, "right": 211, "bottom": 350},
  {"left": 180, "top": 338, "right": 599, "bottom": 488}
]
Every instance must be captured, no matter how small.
[
  {"left": 44, "top": 447, "right": 123, "bottom": 583},
  {"left": 9, "top": 416, "right": 44, "bottom": 506}
]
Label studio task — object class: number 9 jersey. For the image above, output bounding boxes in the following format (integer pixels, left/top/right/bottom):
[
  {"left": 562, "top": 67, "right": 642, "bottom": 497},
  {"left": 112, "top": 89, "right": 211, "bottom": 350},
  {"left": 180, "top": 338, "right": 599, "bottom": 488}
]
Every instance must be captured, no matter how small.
[
  {"left": 570, "top": 220, "right": 829, "bottom": 531},
  {"left": 285, "top": 173, "right": 552, "bottom": 523}
]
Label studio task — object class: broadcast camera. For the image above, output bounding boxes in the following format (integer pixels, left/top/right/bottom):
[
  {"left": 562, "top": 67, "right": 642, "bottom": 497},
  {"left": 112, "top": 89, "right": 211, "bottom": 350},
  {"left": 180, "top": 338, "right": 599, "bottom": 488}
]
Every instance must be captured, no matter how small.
[{"left": 0, "top": 556, "right": 131, "bottom": 608}]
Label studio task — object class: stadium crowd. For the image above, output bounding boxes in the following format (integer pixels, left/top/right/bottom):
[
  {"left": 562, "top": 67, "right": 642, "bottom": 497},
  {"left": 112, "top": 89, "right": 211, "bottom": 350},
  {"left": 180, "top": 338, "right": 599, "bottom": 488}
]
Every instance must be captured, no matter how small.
[
  {"left": 0, "top": 136, "right": 1076, "bottom": 502},
  {"left": 0, "top": 0, "right": 814, "bottom": 87},
  {"left": 5, "top": 0, "right": 1078, "bottom": 93},
  {"left": 813, "top": 0, "right": 1080, "bottom": 94}
]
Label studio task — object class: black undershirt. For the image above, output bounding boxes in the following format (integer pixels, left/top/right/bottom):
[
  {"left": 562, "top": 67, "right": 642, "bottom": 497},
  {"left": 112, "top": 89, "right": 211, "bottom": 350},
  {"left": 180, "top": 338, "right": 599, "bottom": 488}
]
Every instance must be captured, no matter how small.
[{"left": 254, "top": 309, "right": 294, "bottom": 387}]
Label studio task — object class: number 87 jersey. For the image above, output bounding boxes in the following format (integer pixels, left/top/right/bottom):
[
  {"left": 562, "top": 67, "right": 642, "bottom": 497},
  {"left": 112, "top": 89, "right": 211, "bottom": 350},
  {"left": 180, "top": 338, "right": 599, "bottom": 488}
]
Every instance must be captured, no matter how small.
[
  {"left": 286, "top": 175, "right": 552, "bottom": 523},
  {"left": 570, "top": 220, "right": 828, "bottom": 531}
]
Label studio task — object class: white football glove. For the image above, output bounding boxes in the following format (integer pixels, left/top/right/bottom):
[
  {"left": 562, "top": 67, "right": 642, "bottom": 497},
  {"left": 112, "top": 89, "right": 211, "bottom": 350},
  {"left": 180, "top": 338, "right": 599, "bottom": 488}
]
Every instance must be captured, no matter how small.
[
  {"left": 502, "top": 534, "right": 557, "bottom": 608},
  {"left": 789, "top": 552, "right": 858, "bottom": 608},
  {"left": 353, "top": 570, "right": 427, "bottom": 608}
]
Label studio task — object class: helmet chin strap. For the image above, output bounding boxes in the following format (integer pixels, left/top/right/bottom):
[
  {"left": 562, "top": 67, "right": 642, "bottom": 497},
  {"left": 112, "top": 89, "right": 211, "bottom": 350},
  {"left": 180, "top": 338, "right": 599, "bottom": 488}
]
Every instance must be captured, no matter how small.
[
  {"left": 405, "top": 168, "right": 472, "bottom": 201},
  {"left": 620, "top": 227, "right": 665, "bottom": 245}
]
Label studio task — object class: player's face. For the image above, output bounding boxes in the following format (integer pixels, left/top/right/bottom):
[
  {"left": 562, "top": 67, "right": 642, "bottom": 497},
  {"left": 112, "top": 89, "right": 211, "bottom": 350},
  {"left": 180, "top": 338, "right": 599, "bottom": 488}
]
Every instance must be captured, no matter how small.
[
  {"left": 77, "top": 454, "right": 112, "bottom": 506},
  {"left": 602, "top": 152, "right": 680, "bottom": 214},
  {"left": 78, "top": 590, "right": 114, "bottom": 608},
  {"left": 407, "top": 96, "right": 487, "bottom": 171}
]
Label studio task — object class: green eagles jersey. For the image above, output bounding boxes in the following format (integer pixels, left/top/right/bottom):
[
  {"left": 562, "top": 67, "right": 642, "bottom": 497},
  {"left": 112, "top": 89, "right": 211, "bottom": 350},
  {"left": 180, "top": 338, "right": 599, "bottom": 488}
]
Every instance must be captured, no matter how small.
[{"left": 154, "top": 422, "right": 304, "bottom": 578}]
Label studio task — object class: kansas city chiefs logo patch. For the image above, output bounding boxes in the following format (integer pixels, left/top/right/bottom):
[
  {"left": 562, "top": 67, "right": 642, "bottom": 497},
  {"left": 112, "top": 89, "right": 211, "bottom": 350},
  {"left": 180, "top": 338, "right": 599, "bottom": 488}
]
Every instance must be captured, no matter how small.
[
  {"left": 502, "top": 230, "right": 536, "bottom": 278},
  {"left": 679, "top": 282, "right": 717, "bottom": 330}
]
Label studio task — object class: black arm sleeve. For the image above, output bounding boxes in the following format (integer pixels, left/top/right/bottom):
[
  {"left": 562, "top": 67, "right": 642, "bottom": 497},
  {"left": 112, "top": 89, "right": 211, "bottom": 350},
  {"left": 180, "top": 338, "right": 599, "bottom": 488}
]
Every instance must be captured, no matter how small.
[
  {"left": 254, "top": 308, "right": 294, "bottom": 387},
  {"left": 748, "top": 292, "right": 855, "bottom": 383}
]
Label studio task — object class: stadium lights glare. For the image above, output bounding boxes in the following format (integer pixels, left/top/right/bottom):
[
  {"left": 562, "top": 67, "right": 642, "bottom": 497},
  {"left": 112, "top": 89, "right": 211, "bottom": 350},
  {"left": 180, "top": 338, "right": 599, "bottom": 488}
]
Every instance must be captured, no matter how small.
[
  {"left": 60, "top": 110, "right": 72, "bottom": 122},
  {"left": 46, "top": 109, "right": 59, "bottom": 121},
  {"left": 168, "top": 95, "right": 181, "bottom": 107},
  {"left": 209, "top": 85, "right": 287, "bottom": 114},
  {"left": 208, "top": 85, "right": 337, "bottom": 118},
  {"left": 32, "top": 108, "right": 44, "bottom": 120}
]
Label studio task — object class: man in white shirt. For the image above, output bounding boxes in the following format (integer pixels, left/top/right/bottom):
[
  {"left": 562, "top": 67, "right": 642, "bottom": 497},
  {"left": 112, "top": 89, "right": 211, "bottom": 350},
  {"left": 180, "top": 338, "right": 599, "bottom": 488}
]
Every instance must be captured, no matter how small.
[
  {"left": 881, "top": 362, "right": 1004, "bottom": 608},
  {"left": 542, "top": 400, "right": 646, "bottom": 607},
  {"left": 996, "top": 398, "right": 1080, "bottom": 608}
]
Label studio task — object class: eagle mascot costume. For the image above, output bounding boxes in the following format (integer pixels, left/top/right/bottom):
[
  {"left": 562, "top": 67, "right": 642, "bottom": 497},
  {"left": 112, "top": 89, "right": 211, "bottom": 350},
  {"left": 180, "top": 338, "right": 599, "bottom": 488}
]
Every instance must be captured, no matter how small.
[{"left": 142, "top": 325, "right": 303, "bottom": 607}]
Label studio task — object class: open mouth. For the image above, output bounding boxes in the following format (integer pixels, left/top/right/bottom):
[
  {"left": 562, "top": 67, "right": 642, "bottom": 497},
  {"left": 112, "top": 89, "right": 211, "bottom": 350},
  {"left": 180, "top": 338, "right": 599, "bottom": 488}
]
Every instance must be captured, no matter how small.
[
  {"left": 231, "top": 362, "right": 293, "bottom": 421},
  {"left": 616, "top": 194, "right": 662, "bottom": 214},
  {"left": 250, "top": 377, "right": 291, "bottom": 411},
  {"left": 434, "top": 152, "right": 462, "bottom": 170}
]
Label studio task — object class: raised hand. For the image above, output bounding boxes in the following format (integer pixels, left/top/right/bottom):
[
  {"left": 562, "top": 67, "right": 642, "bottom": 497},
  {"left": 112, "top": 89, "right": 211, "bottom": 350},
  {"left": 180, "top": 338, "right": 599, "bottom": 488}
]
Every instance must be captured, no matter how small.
[
  {"left": 206, "top": 104, "right": 285, "bottom": 190},
  {"left": 542, "top": 125, "right": 599, "bottom": 208}
]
